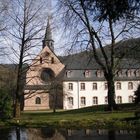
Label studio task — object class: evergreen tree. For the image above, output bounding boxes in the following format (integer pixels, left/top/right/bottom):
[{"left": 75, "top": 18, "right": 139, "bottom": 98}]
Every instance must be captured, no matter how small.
[
  {"left": 134, "top": 85, "right": 140, "bottom": 104},
  {"left": 0, "top": 88, "right": 13, "bottom": 119}
]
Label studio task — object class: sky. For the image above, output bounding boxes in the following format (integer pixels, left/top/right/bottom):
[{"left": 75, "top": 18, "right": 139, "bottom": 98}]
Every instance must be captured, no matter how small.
[{"left": 0, "top": 0, "right": 67, "bottom": 64}]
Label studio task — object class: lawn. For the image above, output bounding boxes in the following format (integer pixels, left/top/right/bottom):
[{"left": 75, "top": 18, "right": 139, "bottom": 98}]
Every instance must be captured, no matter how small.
[{"left": 1, "top": 103, "right": 140, "bottom": 129}]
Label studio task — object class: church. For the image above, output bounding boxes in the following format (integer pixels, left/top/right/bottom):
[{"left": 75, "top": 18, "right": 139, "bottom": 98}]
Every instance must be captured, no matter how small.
[{"left": 24, "top": 19, "right": 140, "bottom": 111}]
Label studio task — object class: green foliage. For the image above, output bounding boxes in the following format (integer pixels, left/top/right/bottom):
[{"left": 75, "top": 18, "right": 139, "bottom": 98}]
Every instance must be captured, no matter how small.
[
  {"left": 84, "top": 0, "right": 140, "bottom": 22},
  {"left": 134, "top": 85, "right": 140, "bottom": 104},
  {"left": 0, "top": 88, "right": 13, "bottom": 119}
]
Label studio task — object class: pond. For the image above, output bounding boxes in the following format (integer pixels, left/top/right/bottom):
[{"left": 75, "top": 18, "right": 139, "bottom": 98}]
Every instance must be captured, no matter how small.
[{"left": 0, "top": 127, "right": 140, "bottom": 140}]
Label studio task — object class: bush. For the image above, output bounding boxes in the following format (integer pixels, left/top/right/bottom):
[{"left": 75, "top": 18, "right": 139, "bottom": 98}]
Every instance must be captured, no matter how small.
[{"left": 0, "top": 88, "right": 13, "bottom": 119}]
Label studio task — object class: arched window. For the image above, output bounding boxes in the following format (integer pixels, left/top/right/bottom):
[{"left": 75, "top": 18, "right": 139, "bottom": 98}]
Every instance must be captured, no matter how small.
[
  {"left": 81, "top": 97, "right": 86, "bottom": 106},
  {"left": 93, "top": 97, "right": 98, "bottom": 105},
  {"left": 117, "top": 96, "right": 122, "bottom": 104},
  {"left": 35, "top": 97, "right": 41, "bottom": 104},
  {"left": 128, "top": 96, "right": 134, "bottom": 103},
  {"left": 128, "top": 82, "right": 133, "bottom": 90},
  {"left": 116, "top": 82, "right": 121, "bottom": 90},
  {"left": 68, "top": 97, "right": 74, "bottom": 105}
]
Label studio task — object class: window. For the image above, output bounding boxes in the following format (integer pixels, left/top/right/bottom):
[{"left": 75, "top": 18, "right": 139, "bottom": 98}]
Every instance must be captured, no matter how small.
[
  {"left": 81, "top": 83, "right": 85, "bottom": 90},
  {"left": 127, "top": 69, "right": 133, "bottom": 77},
  {"left": 116, "top": 82, "right": 121, "bottom": 90},
  {"left": 117, "top": 70, "right": 123, "bottom": 77},
  {"left": 135, "top": 69, "right": 140, "bottom": 77},
  {"left": 128, "top": 82, "right": 133, "bottom": 90},
  {"left": 96, "top": 70, "right": 103, "bottom": 77},
  {"left": 84, "top": 70, "right": 90, "bottom": 78},
  {"left": 35, "top": 97, "right": 41, "bottom": 104},
  {"left": 41, "top": 68, "right": 55, "bottom": 82},
  {"left": 117, "top": 96, "right": 122, "bottom": 104},
  {"left": 105, "top": 96, "right": 108, "bottom": 104},
  {"left": 93, "top": 97, "right": 98, "bottom": 105},
  {"left": 68, "top": 83, "right": 73, "bottom": 90},
  {"left": 40, "top": 57, "right": 42, "bottom": 64},
  {"left": 68, "top": 97, "right": 74, "bottom": 105},
  {"left": 93, "top": 83, "right": 97, "bottom": 90},
  {"left": 128, "top": 96, "right": 134, "bottom": 103},
  {"left": 81, "top": 97, "right": 86, "bottom": 105},
  {"left": 66, "top": 70, "right": 72, "bottom": 77},
  {"left": 51, "top": 57, "right": 54, "bottom": 64},
  {"left": 104, "top": 83, "right": 108, "bottom": 90}
]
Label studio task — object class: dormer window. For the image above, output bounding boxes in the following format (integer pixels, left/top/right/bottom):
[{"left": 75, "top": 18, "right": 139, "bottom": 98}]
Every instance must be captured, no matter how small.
[
  {"left": 135, "top": 69, "right": 140, "bottom": 77},
  {"left": 84, "top": 70, "right": 90, "bottom": 78},
  {"left": 117, "top": 70, "right": 123, "bottom": 77},
  {"left": 96, "top": 70, "right": 103, "bottom": 77},
  {"left": 66, "top": 70, "right": 72, "bottom": 78},
  {"left": 127, "top": 69, "right": 133, "bottom": 77}
]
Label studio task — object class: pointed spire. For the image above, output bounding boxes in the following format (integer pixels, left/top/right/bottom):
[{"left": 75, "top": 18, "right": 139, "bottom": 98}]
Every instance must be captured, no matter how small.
[{"left": 42, "top": 17, "right": 54, "bottom": 51}]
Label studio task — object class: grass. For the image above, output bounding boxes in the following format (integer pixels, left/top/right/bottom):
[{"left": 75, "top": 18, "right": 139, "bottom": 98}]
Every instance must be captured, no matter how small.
[{"left": 1, "top": 103, "right": 140, "bottom": 129}]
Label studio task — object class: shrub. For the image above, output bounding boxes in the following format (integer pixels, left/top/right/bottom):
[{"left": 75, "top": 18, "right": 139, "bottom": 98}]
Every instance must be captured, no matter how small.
[{"left": 0, "top": 88, "right": 13, "bottom": 119}]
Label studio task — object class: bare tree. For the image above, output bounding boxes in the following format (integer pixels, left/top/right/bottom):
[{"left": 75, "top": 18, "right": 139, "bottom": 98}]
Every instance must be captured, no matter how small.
[
  {"left": 57, "top": 0, "right": 140, "bottom": 110},
  {"left": 5, "top": 0, "right": 48, "bottom": 118},
  {"left": 0, "top": 0, "right": 10, "bottom": 58}
]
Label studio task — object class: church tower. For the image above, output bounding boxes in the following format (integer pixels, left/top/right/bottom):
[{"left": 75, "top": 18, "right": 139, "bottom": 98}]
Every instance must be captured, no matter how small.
[
  {"left": 24, "top": 0, "right": 65, "bottom": 111},
  {"left": 42, "top": 0, "right": 54, "bottom": 51},
  {"left": 42, "top": 17, "right": 54, "bottom": 51}
]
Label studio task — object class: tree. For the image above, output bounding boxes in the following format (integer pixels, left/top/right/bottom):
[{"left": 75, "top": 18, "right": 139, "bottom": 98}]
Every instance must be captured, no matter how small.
[
  {"left": 0, "top": 0, "right": 10, "bottom": 58},
  {"left": 134, "top": 85, "right": 140, "bottom": 104},
  {"left": 57, "top": 0, "right": 140, "bottom": 110},
  {"left": 0, "top": 65, "right": 16, "bottom": 119},
  {"left": 6, "top": 0, "right": 48, "bottom": 118},
  {"left": 49, "top": 80, "right": 63, "bottom": 113},
  {"left": 0, "top": 88, "right": 13, "bottom": 119}
]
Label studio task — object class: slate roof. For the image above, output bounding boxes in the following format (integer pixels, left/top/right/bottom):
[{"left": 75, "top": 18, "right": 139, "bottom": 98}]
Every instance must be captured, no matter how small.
[
  {"left": 59, "top": 37, "right": 140, "bottom": 81},
  {"left": 60, "top": 52, "right": 100, "bottom": 70}
]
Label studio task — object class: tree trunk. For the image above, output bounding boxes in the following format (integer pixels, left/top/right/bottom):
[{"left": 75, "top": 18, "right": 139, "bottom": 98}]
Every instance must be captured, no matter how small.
[
  {"left": 107, "top": 79, "right": 117, "bottom": 111},
  {"left": 53, "top": 92, "right": 56, "bottom": 113},
  {"left": 14, "top": 99, "right": 21, "bottom": 118},
  {"left": 105, "top": 72, "right": 117, "bottom": 111}
]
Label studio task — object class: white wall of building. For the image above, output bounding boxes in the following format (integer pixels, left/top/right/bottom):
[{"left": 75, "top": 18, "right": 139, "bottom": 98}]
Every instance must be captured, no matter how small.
[{"left": 63, "top": 80, "right": 140, "bottom": 110}]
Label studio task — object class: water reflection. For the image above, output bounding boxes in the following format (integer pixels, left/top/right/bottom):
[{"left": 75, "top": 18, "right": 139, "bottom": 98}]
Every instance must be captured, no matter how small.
[{"left": 0, "top": 127, "right": 139, "bottom": 140}]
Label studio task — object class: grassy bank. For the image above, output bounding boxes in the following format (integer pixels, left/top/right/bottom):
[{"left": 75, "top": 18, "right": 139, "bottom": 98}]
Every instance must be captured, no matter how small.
[{"left": 0, "top": 104, "right": 140, "bottom": 129}]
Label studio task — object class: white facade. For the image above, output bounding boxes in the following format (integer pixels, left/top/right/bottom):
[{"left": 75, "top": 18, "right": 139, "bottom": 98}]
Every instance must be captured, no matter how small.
[{"left": 63, "top": 80, "right": 140, "bottom": 110}]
